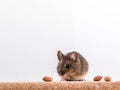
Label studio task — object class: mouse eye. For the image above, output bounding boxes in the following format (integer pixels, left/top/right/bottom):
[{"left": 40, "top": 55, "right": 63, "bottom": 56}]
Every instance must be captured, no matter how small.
[{"left": 66, "top": 64, "right": 72, "bottom": 69}]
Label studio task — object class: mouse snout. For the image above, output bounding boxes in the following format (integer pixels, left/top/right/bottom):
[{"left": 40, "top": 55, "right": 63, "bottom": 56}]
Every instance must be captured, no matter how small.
[
  {"left": 58, "top": 70, "right": 65, "bottom": 76},
  {"left": 61, "top": 71, "right": 65, "bottom": 75}
]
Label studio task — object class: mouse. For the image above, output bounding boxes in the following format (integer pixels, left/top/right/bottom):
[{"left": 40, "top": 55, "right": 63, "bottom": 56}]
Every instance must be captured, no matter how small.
[{"left": 57, "top": 50, "right": 89, "bottom": 81}]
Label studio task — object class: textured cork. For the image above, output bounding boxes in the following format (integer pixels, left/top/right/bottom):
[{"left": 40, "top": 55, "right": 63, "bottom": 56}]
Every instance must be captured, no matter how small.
[{"left": 0, "top": 81, "right": 120, "bottom": 90}]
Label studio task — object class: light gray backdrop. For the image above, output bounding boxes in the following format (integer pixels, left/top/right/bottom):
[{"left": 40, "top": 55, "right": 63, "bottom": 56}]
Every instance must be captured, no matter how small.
[{"left": 0, "top": 0, "right": 120, "bottom": 81}]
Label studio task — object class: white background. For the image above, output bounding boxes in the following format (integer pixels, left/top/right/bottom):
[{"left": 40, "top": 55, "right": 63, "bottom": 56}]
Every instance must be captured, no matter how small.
[{"left": 0, "top": 0, "right": 120, "bottom": 81}]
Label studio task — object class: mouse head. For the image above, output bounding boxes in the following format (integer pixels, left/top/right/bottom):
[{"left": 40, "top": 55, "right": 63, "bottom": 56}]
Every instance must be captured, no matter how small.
[{"left": 57, "top": 50, "right": 80, "bottom": 76}]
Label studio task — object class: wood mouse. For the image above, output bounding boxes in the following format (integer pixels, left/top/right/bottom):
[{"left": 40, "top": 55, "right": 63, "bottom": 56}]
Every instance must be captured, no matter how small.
[{"left": 57, "top": 50, "right": 89, "bottom": 81}]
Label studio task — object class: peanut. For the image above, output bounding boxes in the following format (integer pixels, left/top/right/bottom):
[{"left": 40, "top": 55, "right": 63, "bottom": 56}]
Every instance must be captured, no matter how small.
[
  {"left": 93, "top": 76, "right": 102, "bottom": 81},
  {"left": 42, "top": 76, "right": 53, "bottom": 82},
  {"left": 104, "top": 76, "right": 111, "bottom": 82}
]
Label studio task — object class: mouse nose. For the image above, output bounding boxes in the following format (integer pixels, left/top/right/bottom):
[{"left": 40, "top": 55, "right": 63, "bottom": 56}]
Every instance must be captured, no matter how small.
[{"left": 61, "top": 71, "right": 65, "bottom": 75}]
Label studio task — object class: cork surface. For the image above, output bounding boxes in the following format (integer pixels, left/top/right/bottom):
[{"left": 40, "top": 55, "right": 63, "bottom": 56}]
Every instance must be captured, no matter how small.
[{"left": 0, "top": 81, "right": 120, "bottom": 90}]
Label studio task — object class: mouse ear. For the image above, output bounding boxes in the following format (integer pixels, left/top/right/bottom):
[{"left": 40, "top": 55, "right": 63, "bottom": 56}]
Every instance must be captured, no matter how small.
[
  {"left": 70, "top": 52, "right": 77, "bottom": 62},
  {"left": 57, "top": 50, "right": 64, "bottom": 61}
]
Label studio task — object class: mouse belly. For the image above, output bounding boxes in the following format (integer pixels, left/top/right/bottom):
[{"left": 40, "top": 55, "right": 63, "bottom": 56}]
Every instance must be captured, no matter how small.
[{"left": 60, "top": 74, "right": 86, "bottom": 81}]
